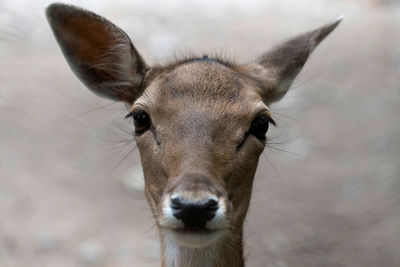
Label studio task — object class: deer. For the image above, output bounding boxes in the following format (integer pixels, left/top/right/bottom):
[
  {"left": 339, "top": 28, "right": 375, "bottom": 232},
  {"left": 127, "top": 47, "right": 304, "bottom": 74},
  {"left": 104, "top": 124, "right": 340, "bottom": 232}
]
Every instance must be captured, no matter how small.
[{"left": 46, "top": 3, "right": 342, "bottom": 267}]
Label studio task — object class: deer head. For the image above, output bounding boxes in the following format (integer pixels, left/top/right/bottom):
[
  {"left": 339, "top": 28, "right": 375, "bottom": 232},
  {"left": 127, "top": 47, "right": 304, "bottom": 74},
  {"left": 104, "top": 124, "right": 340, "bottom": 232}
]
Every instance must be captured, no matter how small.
[{"left": 46, "top": 3, "right": 342, "bottom": 266}]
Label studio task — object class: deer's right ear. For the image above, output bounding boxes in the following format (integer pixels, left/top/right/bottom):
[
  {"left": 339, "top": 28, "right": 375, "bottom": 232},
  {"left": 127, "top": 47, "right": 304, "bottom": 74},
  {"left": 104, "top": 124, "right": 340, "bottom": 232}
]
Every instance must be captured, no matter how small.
[
  {"left": 243, "top": 17, "right": 342, "bottom": 104},
  {"left": 46, "top": 3, "right": 147, "bottom": 103}
]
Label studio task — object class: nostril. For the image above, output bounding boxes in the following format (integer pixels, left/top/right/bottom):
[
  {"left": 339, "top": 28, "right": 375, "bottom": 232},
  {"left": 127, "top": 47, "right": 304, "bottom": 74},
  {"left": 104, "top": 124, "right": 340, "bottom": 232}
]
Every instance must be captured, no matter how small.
[
  {"left": 170, "top": 197, "right": 184, "bottom": 210},
  {"left": 170, "top": 197, "right": 219, "bottom": 229},
  {"left": 203, "top": 199, "right": 218, "bottom": 211}
]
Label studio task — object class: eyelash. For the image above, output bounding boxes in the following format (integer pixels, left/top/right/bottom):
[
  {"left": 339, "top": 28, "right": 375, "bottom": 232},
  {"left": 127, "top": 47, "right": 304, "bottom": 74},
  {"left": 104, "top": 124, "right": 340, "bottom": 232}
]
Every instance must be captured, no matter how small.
[
  {"left": 126, "top": 110, "right": 275, "bottom": 148},
  {"left": 237, "top": 114, "right": 275, "bottom": 149},
  {"left": 126, "top": 110, "right": 151, "bottom": 135}
]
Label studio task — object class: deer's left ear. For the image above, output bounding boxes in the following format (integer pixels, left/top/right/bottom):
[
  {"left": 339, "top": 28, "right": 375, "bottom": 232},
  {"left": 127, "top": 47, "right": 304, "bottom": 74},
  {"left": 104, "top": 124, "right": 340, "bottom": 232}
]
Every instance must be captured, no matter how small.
[
  {"left": 244, "top": 16, "right": 343, "bottom": 104},
  {"left": 46, "top": 3, "right": 147, "bottom": 103}
]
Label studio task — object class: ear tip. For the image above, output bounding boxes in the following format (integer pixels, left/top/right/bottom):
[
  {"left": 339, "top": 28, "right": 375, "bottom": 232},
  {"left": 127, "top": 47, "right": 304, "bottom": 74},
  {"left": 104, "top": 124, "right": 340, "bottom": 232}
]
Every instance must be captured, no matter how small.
[
  {"left": 45, "top": 3, "right": 82, "bottom": 22},
  {"left": 312, "top": 15, "right": 343, "bottom": 44},
  {"left": 332, "top": 14, "right": 344, "bottom": 26},
  {"left": 46, "top": 3, "right": 67, "bottom": 21},
  {"left": 46, "top": 3, "right": 66, "bottom": 15},
  {"left": 326, "top": 15, "right": 344, "bottom": 31}
]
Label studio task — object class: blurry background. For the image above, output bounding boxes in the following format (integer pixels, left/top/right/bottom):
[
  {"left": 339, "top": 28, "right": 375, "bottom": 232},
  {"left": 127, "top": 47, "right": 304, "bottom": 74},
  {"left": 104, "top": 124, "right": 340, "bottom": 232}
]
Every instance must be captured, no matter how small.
[{"left": 1, "top": 0, "right": 399, "bottom": 266}]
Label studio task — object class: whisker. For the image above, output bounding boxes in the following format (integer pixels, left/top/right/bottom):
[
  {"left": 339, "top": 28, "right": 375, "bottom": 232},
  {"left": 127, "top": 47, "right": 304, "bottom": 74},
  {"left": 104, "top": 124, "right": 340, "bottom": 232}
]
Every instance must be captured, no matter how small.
[
  {"left": 110, "top": 143, "right": 138, "bottom": 174},
  {"left": 290, "top": 69, "right": 323, "bottom": 90},
  {"left": 266, "top": 145, "right": 303, "bottom": 158},
  {"left": 261, "top": 151, "right": 282, "bottom": 183},
  {"left": 271, "top": 111, "right": 301, "bottom": 123},
  {"left": 69, "top": 101, "right": 120, "bottom": 119}
]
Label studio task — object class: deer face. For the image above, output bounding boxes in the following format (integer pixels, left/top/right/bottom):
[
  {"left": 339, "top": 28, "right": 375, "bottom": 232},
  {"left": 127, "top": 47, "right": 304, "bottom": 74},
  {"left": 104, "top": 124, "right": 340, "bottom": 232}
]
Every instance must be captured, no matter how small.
[
  {"left": 46, "top": 3, "right": 341, "bottom": 249},
  {"left": 131, "top": 61, "right": 274, "bottom": 246}
]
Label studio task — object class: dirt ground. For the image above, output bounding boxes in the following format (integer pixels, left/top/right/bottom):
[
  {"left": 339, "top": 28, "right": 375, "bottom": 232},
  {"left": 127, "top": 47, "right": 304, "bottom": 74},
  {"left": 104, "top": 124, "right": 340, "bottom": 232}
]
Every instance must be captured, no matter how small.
[{"left": 1, "top": 0, "right": 399, "bottom": 266}]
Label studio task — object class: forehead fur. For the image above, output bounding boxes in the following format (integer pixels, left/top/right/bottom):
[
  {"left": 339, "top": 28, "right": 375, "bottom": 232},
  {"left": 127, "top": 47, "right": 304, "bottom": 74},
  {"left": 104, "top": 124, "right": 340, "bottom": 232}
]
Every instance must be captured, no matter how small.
[
  {"left": 140, "top": 58, "right": 262, "bottom": 115},
  {"left": 161, "top": 60, "right": 241, "bottom": 101}
]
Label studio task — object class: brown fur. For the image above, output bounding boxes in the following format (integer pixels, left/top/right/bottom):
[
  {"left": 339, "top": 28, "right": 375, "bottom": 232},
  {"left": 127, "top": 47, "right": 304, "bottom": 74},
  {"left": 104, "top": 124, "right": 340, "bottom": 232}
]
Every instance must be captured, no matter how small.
[{"left": 46, "top": 3, "right": 342, "bottom": 266}]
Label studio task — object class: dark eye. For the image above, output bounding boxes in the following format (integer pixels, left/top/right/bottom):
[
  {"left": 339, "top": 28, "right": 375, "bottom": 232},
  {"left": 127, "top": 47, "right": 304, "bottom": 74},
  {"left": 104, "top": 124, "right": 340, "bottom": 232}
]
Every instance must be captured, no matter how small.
[
  {"left": 248, "top": 114, "right": 274, "bottom": 141},
  {"left": 237, "top": 114, "right": 275, "bottom": 149},
  {"left": 127, "top": 110, "right": 151, "bottom": 135}
]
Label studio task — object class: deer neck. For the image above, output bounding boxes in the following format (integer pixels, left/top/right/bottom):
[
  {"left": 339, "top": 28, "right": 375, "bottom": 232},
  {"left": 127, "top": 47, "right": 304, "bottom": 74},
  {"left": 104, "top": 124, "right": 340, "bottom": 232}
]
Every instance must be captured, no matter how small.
[{"left": 160, "top": 226, "right": 244, "bottom": 267}]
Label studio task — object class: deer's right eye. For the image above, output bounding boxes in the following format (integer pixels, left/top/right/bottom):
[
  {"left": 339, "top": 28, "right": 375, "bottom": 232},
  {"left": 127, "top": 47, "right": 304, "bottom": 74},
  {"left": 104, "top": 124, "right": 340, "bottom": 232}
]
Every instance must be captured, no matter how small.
[{"left": 126, "top": 110, "right": 151, "bottom": 135}]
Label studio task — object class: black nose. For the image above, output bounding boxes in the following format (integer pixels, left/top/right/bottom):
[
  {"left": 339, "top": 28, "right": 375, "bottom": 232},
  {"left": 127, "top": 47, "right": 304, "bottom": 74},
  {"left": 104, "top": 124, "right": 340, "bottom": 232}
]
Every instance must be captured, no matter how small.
[{"left": 171, "top": 197, "right": 219, "bottom": 229}]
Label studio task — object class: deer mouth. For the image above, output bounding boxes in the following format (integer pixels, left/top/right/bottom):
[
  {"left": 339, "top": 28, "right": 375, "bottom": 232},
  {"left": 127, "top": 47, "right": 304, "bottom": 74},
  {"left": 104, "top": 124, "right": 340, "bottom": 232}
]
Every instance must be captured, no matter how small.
[
  {"left": 173, "top": 227, "right": 220, "bottom": 234},
  {"left": 164, "top": 227, "right": 227, "bottom": 248}
]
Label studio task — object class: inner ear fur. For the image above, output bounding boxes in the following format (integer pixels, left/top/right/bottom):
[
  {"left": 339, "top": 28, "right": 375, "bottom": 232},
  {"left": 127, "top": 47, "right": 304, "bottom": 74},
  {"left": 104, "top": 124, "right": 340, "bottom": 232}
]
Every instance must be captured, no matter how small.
[
  {"left": 46, "top": 3, "right": 147, "bottom": 103},
  {"left": 244, "top": 16, "right": 343, "bottom": 104}
]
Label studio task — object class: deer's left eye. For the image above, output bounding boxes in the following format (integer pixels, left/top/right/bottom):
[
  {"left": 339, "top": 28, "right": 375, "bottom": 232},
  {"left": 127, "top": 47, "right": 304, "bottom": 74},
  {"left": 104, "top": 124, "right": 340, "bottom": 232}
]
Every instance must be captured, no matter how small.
[
  {"left": 248, "top": 114, "right": 275, "bottom": 141},
  {"left": 126, "top": 110, "right": 151, "bottom": 135},
  {"left": 237, "top": 114, "right": 275, "bottom": 150}
]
